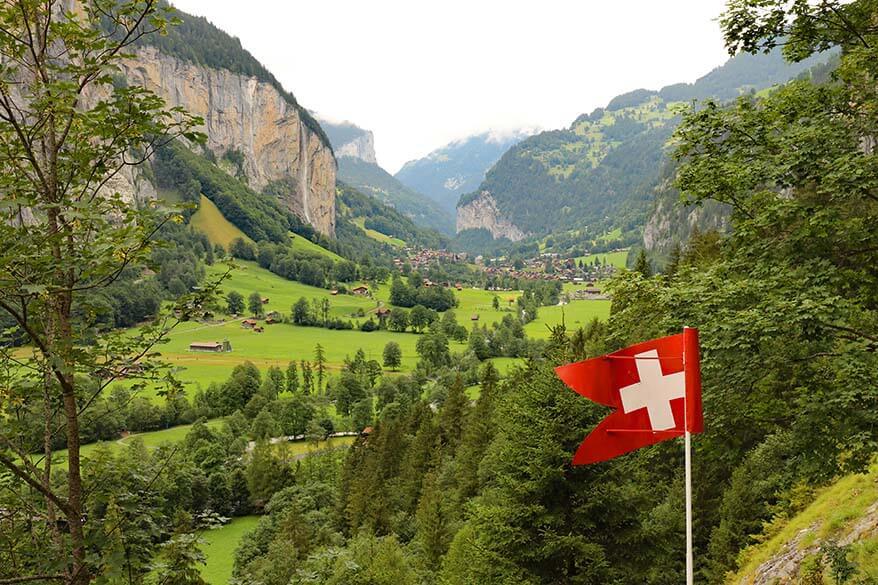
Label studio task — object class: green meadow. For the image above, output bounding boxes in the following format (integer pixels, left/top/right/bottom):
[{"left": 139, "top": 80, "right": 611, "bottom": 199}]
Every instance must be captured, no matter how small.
[
  {"left": 572, "top": 249, "right": 629, "bottom": 269},
  {"left": 352, "top": 217, "right": 406, "bottom": 248},
  {"left": 40, "top": 419, "right": 228, "bottom": 466},
  {"left": 190, "top": 195, "right": 252, "bottom": 248},
  {"left": 289, "top": 233, "right": 344, "bottom": 262},
  {"left": 120, "top": 261, "right": 609, "bottom": 397},
  {"left": 200, "top": 516, "right": 260, "bottom": 584},
  {"left": 524, "top": 299, "right": 611, "bottom": 339}
]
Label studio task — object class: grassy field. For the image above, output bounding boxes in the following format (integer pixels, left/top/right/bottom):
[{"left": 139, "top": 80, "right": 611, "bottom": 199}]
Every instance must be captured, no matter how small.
[
  {"left": 524, "top": 300, "right": 611, "bottom": 339},
  {"left": 162, "top": 320, "right": 462, "bottom": 393},
  {"left": 274, "top": 435, "right": 356, "bottom": 457},
  {"left": 44, "top": 419, "right": 227, "bottom": 465},
  {"left": 201, "top": 516, "right": 260, "bottom": 584},
  {"left": 572, "top": 249, "right": 629, "bottom": 269},
  {"left": 210, "top": 260, "right": 376, "bottom": 320},
  {"left": 352, "top": 217, "right": 406, "bottom": 248},
  {"left": 370, "top": 283, "right": 521, "bottom": 329},
  {"left": 191, "top": 195, "right": 252, "bottom": 248},
  {"left": 113, "top": 261, "right": 608, "bottom": 398},
  {"left": 290, "top": 233, "right": 344, "bottom": 262}
]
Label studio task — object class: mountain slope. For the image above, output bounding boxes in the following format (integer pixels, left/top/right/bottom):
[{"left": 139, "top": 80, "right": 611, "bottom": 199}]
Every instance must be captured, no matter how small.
[
  {"left": 394, "top": 129, "right": 536, "bottom": 214},
  {"left": 336, "top": 157, "right": 454, "bottom": 235},
  {"left": 315, "top": 116, "right": 455, "bottom": 234},
  {"left": 730, "top": 465, "right": 878, "bottom": 584},
  {"left": 457, "top": 48, "right": 832, "bottom": 244}
]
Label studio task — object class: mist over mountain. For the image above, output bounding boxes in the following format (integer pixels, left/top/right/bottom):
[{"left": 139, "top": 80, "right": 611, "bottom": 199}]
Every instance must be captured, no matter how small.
[
  {"left": 394, "top": 128, "right": 537, "bottom": 214},
  {"left": 317, "top": 115, "right": 455, "bottom": 234},
  {"left": 456, "top": 47, "right": 833, "bottom": 248}
]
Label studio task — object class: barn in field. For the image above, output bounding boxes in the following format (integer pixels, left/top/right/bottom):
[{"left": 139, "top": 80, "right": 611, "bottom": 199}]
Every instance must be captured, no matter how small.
[{"left": 189, "top": 340, "right": 231, "bottom": 353}]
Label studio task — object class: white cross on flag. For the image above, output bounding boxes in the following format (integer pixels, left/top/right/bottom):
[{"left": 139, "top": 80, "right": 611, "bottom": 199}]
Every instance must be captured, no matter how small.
[{"left": 555, "top": 329, "right": 703, "bottom": 465}]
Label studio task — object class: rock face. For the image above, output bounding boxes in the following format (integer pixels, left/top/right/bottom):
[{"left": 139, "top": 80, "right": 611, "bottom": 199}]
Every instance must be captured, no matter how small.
[
  {"left": 122, "top": 46, "right": 336, "bottom": 236},
  {"left": 316, "top": 117, "right": 377, "bottom": 164},
  {"left": 456, "top": 191, "right": 526, "bottom": 241},
  {"left": 335, "top": 130, "right": 377, "bottom": 164},
  {"left": 642, "top": 174, "right": 730, "bottom": 260}
]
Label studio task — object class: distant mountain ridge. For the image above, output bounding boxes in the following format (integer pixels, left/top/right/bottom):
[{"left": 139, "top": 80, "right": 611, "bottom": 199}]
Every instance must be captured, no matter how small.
[
  {"left": 394, "top": 128, "right": 537, "bottom": 214},
  {"left": 317, "top": 116, "right": 455, "bottom": 234},
  {"left": 335, "top": 156, "right": 454, "bottom": 234},
  {"left": 456, "top": 47, "right": 833, "bottom": 246}
]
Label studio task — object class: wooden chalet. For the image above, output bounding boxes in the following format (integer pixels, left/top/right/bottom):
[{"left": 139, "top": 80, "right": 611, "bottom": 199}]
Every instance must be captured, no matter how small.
[{"left": 189, "top": 341, "right": 227, "bottom": 353}]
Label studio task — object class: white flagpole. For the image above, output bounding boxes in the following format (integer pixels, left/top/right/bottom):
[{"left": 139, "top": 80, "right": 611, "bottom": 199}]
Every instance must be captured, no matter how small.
[{"left": 683, "top": 327, "right": 694, "bottom": 585}]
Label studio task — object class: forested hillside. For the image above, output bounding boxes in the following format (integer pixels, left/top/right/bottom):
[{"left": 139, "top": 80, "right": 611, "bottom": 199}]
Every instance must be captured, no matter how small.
[
  {"left": 394, "top": 129, "right": 535, "bottom": 214},
  {"left": 458, "top": 45, "right": 833, "bottom": 248},
  {"left": 336, "top": 156, "right": 455, "bottom": 234},
  {"left": 153, "top": 139, "right": 442, "bottom": 266}
]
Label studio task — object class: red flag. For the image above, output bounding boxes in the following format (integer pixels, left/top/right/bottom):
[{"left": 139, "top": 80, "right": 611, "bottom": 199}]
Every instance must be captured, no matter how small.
[{"left": 555, "top": 328, "right": 702, "bottom": 465}]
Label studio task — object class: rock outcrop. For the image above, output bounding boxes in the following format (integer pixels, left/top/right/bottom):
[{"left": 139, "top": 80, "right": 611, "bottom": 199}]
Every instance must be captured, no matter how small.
[
  {"left": 642, "top": 176, "right": 729, "bottom": 260},
  {"left": 335, "top": 130, "right": 377, "bottom": 164},
  {"left": 456, "top": 191, "right": 526, "bottom": 241},
  {"left": 739, "top": 503, "right": 878, "bottom": 584},
  {"left": 121, "top": 46, "right": 336, "bottom": 236}
]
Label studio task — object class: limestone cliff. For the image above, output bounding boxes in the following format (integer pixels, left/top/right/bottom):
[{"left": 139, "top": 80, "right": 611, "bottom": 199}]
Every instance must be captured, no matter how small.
[
  {"left": 642, "top": 173, "right": 729, "bottom": 261},
  {"left": 317, "top": 117, "right": 377, "bottom": 164},
  {"left": 456, "top": 191, "right": 526, "bottom": 241},
  {"left": 121, "top": 46, "right": 336, "bottom": 236},
  {"left": 335, "top": 131, "right": 377, "bottom": 164}
]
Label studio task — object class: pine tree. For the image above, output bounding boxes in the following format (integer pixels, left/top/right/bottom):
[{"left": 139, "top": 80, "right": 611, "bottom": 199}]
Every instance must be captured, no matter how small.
[
  {"left": 301, "top": 360, "right": 313, "bottom": 395},
  {"left": 415, "top": 469, "right": 450, "bottom": 572},
  {"left": 314, "top": 343, "right": 327, "bottom": 393},
  {"left": 455, "top": 362, "right": 499, "bottom": 500},
  {"left": 634, "top": 248, "right": 653, "bottom": 277},
  {"left": 439, "top": 375, "right": 469, "bottom": 453},
  {"left": 665, "top": 242, "right": 683, "bottom": 276},
  {"left": 285, "top": 361, "right": 299, "bottom": 393}
]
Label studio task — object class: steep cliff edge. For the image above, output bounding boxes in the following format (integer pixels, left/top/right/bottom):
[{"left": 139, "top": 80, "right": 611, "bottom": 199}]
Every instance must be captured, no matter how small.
[
  {"left": 456, "top": 191, "right": 526, "bottom": 241},
  {"left": 318, "top": 118, "right": 377, "bottom": 164},
  {"left": 642, "top": 170, "right": 730, "bottom": 262},
  {"left": 122, "top": 46, "right": 336, "bottom": 236}
]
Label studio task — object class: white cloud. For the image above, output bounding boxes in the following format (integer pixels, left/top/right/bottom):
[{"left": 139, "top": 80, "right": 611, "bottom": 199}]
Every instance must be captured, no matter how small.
[{"left": 170, "top": 0, "right": 730, "bottom": 173}]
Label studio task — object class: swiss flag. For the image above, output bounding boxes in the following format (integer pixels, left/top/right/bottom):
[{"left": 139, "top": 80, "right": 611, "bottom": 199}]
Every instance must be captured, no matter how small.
[{"left": 555, "top": 328, "right": 702, "bottom": 465}]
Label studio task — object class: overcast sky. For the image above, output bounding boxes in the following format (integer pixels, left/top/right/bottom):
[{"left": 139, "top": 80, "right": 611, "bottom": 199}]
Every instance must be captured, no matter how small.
[{"left": 171, "top": 0, "right": 731, "bottom": 173}]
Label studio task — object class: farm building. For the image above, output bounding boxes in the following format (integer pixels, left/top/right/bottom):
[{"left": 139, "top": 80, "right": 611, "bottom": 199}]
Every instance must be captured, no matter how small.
[
  {"left": 242, "top": 319, "right": 257, "bottom": 329},
  {"left": 352, "top": 286, "right": 369, "bottom": 296},
  {"left": 471, "top": 314, "right": 480, "bottom": 321},
  {"left": 189, "top": 341, "right": 231, "bottom": 353}
]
